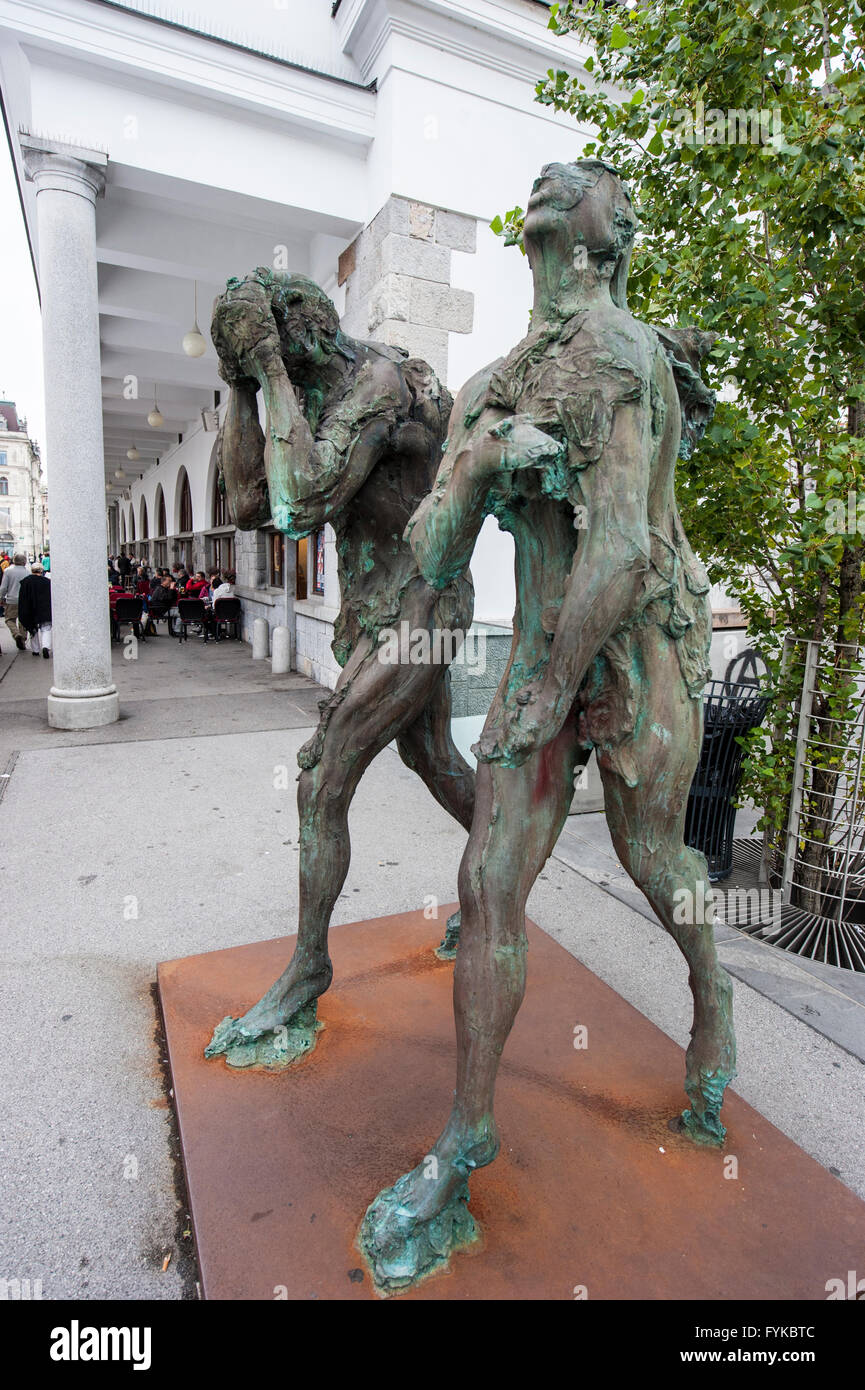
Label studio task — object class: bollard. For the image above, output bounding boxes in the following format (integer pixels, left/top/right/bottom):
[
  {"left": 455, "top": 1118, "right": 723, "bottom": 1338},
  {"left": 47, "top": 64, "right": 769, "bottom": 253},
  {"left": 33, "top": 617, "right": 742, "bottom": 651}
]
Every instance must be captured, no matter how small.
[
  {"left": 252, "top": 617, "right": 269, "bottom": 660},
  {"left": 271, "top": 625, "right": 291, "bottom": 674}
]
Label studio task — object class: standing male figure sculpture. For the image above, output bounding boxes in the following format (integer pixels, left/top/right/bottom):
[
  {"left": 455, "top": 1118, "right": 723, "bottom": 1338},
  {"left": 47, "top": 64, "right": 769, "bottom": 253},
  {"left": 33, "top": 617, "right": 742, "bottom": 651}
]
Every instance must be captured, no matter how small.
[
  {"left": 205, "top": 269, "right": 475, "bottom": 1066},
  {"left": 359, "top": 160, "right": 736, "bottom": 1293}
]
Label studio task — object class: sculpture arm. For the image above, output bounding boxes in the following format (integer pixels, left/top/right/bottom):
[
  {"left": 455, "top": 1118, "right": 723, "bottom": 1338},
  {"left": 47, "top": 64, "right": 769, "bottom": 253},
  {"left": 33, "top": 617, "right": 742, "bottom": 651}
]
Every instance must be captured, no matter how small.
[
  {"left": 476, "top": 403, "right": 653, "bottom": 765},
  {"left": 407, "top": 372, "right": 563, "bottom": 588},
  {"left": 212, "top": 275, "right": 405, "bottom": 537},
  {"left": 245, "top": 353, "right": 405, "bottom": 538}
]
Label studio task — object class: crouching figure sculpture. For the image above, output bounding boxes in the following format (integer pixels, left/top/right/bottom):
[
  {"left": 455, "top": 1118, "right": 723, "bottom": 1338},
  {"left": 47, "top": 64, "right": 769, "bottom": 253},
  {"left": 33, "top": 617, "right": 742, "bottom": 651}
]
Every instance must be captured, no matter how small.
[
  {"left": 205, "top": 270, "right": 475, "bottom": 1068},
  {"left": 359, "top": 159, "right": 736, "bottom": 1294}
]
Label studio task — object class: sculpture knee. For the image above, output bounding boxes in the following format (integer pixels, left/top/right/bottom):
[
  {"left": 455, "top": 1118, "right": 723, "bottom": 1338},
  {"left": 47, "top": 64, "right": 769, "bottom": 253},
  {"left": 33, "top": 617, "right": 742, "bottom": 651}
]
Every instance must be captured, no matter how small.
[
  {"left": 298, "top": 763, "right": 344, "bottom": 828},
  {"left": 458, "top": 847, "right": 529, "bottom": 930},
  {"left": 610, "top": 830, "right": 669, "bottom": 898}
]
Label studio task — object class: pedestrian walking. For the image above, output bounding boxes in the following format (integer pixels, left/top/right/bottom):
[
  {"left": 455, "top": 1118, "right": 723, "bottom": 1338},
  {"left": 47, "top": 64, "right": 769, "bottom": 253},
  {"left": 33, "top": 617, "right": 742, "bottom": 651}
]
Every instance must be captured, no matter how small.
[
  {"left": 17, "top": 563, "right": 52, "bottom": 658},
  {"left": 0, "top": 552, "right": 30, "bottom": 650}
]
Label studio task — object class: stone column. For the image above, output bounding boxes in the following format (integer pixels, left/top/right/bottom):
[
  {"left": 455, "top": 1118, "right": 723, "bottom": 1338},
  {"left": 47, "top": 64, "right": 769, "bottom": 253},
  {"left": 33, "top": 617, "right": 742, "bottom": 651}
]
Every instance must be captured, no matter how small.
[{"left": 22, "top": 138, "right": 118, "bottom": 729}]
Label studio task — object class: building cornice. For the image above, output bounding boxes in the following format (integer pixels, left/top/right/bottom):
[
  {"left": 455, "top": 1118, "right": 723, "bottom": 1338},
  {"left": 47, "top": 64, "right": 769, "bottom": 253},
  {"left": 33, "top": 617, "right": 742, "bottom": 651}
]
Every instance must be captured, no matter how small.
[
  {"left": 335, "top": 0, "right": 590, "bottom": 87},
  {"left": 0, "top": 0, "right": 377, "bottom": 145},
  {"left": 87, "top": 0, "right": 375, "bottom": 92}
]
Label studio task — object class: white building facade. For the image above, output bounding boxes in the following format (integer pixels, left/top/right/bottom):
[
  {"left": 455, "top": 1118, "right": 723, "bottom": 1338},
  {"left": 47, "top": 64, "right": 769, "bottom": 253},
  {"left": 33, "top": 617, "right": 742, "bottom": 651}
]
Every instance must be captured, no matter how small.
[{"left": 0, "top": 399, "right": 47, "bottom": 557}]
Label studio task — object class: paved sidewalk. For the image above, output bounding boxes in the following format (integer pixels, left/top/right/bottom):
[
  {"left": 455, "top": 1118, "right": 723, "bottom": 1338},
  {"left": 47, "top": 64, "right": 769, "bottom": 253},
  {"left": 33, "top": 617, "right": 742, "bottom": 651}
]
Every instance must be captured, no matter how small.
[
  {"left": 0, "top": 625, "right": 324, "bottom": 770},
  {"left": 556, "top": 813, "right": 865, "bottom": 1064},
  {"left": 0, "top": 633, "right": 863, "bottom": 1299}
]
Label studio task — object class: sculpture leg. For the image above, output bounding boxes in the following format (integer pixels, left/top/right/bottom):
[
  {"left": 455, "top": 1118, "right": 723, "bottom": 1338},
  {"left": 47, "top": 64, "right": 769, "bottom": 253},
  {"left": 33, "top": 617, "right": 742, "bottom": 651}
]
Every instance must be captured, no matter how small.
[
  {"left": 206, "top": 634, "right": 458, "bottom": 1066},
  {"left": 396, "top": 670, "right": 476, "bottom": 958},
  {"left": 596, "top": 627, "right": 736, "bottom": 1144},
  {"left": 359, "top": 711, "right": 583, "bottom": 1294}
]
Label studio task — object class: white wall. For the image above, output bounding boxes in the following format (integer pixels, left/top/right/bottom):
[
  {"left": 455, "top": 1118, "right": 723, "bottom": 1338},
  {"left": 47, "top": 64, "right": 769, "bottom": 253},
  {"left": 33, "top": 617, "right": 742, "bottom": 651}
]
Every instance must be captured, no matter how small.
[{"left": 125, "top": 415, "right": 216, "bottom": 542}]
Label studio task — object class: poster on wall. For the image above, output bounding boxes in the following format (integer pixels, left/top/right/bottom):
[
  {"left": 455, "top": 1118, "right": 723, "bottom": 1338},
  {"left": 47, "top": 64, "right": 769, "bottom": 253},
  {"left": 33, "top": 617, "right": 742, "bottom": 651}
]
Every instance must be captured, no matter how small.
[{"left": 314, "top": 528, "right": 325, "bottom": 596}]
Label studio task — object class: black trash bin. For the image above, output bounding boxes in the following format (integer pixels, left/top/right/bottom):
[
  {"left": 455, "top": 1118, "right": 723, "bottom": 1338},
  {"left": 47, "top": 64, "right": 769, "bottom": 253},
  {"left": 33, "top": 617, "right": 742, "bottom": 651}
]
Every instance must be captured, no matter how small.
[{"left": 685, "top": 679, "right": 770, "bottom": 881}]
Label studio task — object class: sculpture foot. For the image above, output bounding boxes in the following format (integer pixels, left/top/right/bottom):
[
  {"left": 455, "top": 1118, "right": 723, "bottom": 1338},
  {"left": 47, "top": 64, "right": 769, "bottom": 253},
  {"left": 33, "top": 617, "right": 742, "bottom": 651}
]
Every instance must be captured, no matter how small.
[
  {"left": 434, "top": 910, "right": 461, "bottom": 961},
  {"left": 205, "top": 1001, "right": 322, "bottom": 1070},
  {"left": 675, "top": 1066, "right": 736, "bottom": 1147},
  {"left": 358, "top": 1168, "right": 479, "bottom": 1297}
]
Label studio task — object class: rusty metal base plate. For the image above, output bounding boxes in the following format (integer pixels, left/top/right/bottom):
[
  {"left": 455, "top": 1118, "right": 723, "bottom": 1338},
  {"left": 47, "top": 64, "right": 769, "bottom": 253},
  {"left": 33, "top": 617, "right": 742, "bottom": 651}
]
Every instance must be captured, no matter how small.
[{"left": 157, "top": 908, "right": 865, "bottom": 1300}]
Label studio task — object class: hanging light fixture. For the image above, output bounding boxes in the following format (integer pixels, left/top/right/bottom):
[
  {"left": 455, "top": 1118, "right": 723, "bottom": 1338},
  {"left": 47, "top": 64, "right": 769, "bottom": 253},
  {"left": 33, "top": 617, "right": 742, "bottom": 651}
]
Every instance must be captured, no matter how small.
[
  {"left": 147, "top": 386, "right": 164, "bottom": 429},
  {"left": 182, "top": 281, "right": 207, "bottom": 357},
  {"left": 114, "top": 468, "right": 126, "bottom": 480},
  {"left": 127, "top": 444, "right": 141, "bottom": 462}
]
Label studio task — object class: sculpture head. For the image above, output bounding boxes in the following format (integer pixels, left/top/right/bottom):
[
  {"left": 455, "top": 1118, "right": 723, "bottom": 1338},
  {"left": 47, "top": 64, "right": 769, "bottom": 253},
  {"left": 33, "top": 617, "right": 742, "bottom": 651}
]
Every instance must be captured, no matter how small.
[
  {"left": 211, "top": 269, "right": 356, "bottom": 530},
  {"left": 523, "top": 159, "right": 637, "bottom": 312},
  {"left": 213, "top": 269, "right": 353, "bottom": 384},
  {"left": 267, "top": 272, "right": 350, "bottom": 376}
]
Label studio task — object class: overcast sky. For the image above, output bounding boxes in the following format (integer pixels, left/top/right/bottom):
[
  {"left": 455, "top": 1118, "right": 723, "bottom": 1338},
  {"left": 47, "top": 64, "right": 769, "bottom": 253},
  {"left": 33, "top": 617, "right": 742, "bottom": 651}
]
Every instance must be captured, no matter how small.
[{"left": 0, "top": 135, "right": 45, "bottom": 480}]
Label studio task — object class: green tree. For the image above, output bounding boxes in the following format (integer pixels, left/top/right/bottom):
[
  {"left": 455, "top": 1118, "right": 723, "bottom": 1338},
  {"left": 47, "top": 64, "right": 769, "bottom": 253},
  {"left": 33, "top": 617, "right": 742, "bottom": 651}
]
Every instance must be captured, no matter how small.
[{"left": 497, "top": 0, "right": 865, "bottom": 911}]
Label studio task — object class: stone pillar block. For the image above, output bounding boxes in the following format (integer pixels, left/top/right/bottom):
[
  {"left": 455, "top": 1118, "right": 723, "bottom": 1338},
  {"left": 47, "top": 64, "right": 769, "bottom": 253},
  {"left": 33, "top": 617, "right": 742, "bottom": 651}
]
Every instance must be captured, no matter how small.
[
  {"left": 252, "top": 617, "right": 269, "bottom": 660},
  {"left": 434, "top": 209, "right": 478, "bottom": 253},
  {"left": 409, "top": 280, "right": 474, "bottom": 334},
  {"left": 271, "top": 625, "right": 291, "bottom": 674},
  {"left": 378, "top": 233, "right": 450, "bottom": 284}
]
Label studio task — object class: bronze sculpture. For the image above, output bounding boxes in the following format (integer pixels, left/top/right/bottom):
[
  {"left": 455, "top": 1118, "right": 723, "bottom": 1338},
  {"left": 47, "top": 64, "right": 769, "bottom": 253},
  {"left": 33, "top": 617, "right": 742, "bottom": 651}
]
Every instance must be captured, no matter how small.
[
  {"left": 359, "top": 160, "right": 735, "bottom": 1294},
  {"left": 205, "top": 270, "right": 474, "bottom": 1067}
]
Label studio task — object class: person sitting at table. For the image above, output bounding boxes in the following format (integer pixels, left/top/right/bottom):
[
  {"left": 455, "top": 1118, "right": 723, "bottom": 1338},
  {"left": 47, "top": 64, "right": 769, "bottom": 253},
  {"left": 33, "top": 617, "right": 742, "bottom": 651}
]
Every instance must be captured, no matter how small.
[
  {"left": 184, "top": 571, "right": 209, "bottom": 598},
  {"left": 203, "top": 571, "right": 237, "bottom": 640},
  {"left": 147, "top": 574, "right": 177, "bottom": 627},
  {"left": 211, "top": 570, "right": 235, "bottom": 603}
]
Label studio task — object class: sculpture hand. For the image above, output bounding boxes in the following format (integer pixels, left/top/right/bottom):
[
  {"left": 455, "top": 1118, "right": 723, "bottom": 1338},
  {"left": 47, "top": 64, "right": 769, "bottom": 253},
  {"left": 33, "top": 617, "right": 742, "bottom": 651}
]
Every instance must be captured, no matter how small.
[
  {"left": 483, "top": 414, "right": 564, "bottom": 473},
  {"left": 473, "top": 681, "right": 559, "bottom": 767}
]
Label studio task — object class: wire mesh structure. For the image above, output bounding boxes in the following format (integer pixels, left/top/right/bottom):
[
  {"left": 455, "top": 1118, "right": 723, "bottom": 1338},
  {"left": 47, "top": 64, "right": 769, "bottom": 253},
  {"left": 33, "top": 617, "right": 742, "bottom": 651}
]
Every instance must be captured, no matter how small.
[
  {"left": 749, "top": 637, "right": 865, "bottom": 972},
  {"left": 685, "top": 680, "right": 770, "bottom": 881}
]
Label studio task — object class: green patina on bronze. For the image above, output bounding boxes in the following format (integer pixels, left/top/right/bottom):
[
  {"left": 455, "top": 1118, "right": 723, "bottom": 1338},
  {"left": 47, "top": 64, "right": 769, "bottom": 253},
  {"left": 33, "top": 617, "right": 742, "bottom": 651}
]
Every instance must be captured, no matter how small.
[
  {"left": 360, "top": 160, "right": 736, "bottom": 1290},
  {"left": 358, "top": 1177, "right": 478, "bottom": 1297},
  {"left": 206, "top": 1004, "right": 321, "bottom": 1070},
  {"left": 204, "top": 270, "right": 475, "bottom": 1070},
  {"left": 434, "top": 909, "right": 462, "bottom": 961}
]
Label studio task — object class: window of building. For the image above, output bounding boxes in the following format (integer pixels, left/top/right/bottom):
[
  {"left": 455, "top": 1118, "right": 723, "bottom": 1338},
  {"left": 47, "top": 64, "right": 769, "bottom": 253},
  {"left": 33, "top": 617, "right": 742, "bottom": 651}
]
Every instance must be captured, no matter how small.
[
  {"left": 209, "top": 533, "right": 234, "bottom": 572},
  {"left": 312, "top": 528, "right": 325, "bottom": 596},
  {"left": 156, "top": 489, "right": 167, "bottom": 538},
  {"left": 295, "top": 536, "right": 307, "bottom": 598},
  {"left": 270, "top": 531, "right": 284, "bottom": 588},
  {"left": 0, "top": 452, "right": 6, "bottom": 468},
  {"left": 178, "top": 471, "right": 193, "bottom": 533},
  {"left": 140, "top": 500, "right": 149, "bottom": 540},
  {"left": 0, "top": 477, "right": 7, "bottom": 496},
  {"left": 207, "top": 472, "right": 235, "bottom": 573}
]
